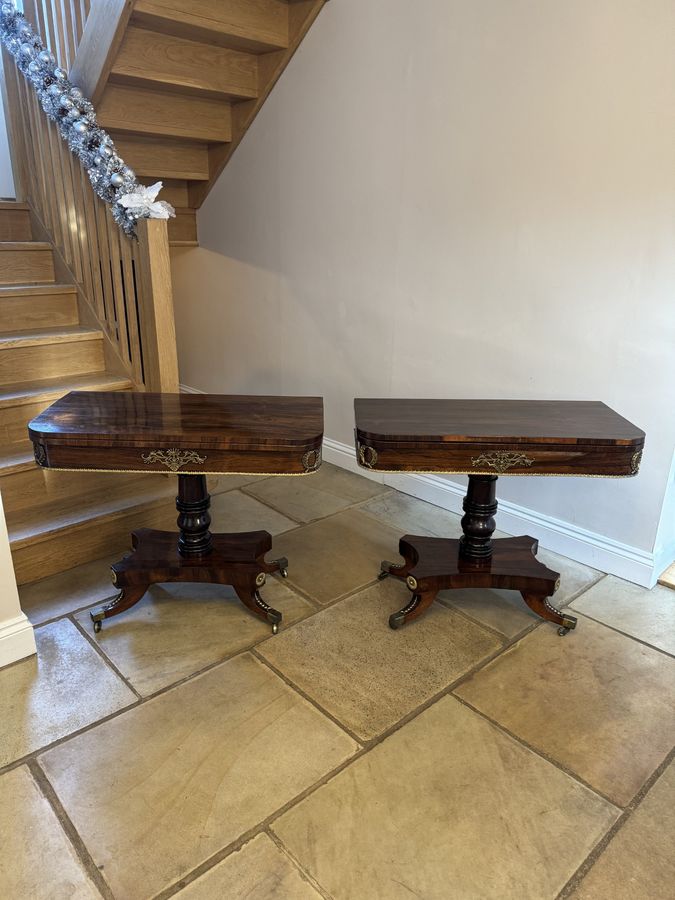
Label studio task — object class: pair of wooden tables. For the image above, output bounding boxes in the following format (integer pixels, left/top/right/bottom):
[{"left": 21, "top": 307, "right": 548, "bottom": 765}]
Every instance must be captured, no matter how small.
[{"left": 28, "top": 392, "right": 644, "bottom": 637}]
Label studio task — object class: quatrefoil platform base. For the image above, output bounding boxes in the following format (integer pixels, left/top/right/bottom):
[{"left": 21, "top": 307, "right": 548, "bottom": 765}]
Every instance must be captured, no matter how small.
[
  {"left": 90, "top": 474, "right": 289, "bottom": 635},
  {"left": 379, "top": 475, "right": 577, "bottom": 636}
]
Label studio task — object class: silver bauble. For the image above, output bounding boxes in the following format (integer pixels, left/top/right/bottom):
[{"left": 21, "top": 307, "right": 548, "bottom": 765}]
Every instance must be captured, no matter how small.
[
  {"left": 20, "top": 43, "right": 34, "bottom": 58},
  {"left": 110, "top": 173, "right": 124, "bottom": 188},
  {"left": 54, "top": 67, "right": 67, "bottom": 80},
  {"left": 73, "top": 120, "right": 88, "bottom": 134},
  {"left": 100, "top": 144, "right": 113, "bottom": 158},
  {"left": 67, "top": 107, "right": 80, "bottom": 119},
  {"left": 70, "top": 87, "right": 83, "bottom": 100},
  {"left": 47, "top": 83, "right": 62, "bottom": 96},
  {"left": 38, "top": 50, "right": 55, "bottom": 66}
]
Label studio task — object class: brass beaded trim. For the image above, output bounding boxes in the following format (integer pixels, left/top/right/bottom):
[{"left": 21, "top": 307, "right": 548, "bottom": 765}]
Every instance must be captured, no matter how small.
[{"left": 32, "top": 465, "right": 317, "bottom": 476}]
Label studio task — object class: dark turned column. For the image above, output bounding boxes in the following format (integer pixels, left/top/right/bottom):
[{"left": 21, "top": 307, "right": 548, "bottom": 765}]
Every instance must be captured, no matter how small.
[
  {"left": 176, "top": 474, "right": 212, "bottom": 556},
  {"left": 459, "top": 474, "right": 498, "bottom": 560}
]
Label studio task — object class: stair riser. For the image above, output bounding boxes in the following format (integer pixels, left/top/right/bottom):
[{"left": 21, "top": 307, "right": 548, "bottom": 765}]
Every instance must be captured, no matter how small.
[
  {"left": 0, "top": 340, "right": 104, "bottom": 386},
  {"left": 0, "top": 400, "right": 57, "bottom": 444},
  {"left": 0, "top": 467, "right": 158, "bottom": 514},
  {"left": 11, "top": 497, "right": 179, "bottom": 584},
  {"left": 0, "top": 293, "right": 79, "bottom": 331},
  {"left": 0, "top": 249, "right": 55, "bottom": 284},
  {"left": 0, "top": 210, "right": 32, "bottom": 242}
]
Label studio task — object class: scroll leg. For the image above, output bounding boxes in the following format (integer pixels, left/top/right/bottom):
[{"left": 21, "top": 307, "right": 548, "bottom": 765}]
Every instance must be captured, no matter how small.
[
  {"left": 90, "top": 584, "right": 149, "bottom": 633},
  {"left": 389, "top": 590, "right": 437, "bottom": 630},
  {"left": 232, "top": 577, "right": 283, "bottom": 634},
  {"left": 379, "top": 539, "right": 417, "bottom": 581},
  {"left": 520, "top": 592, "right": 577, "bottom": 636},
  {"left": 261, "top": 556, "right": 289, "bottom": 578}
]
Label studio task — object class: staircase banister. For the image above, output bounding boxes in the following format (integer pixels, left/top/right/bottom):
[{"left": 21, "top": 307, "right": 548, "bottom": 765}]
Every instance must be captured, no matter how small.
[{"left": 69, "top": 0, "right": 132, "bottom": 105}]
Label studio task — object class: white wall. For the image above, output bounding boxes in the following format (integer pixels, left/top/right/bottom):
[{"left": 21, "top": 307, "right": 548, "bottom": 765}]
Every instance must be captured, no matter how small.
[
  {"left": 0, "top": 493, "right": 35, "bottom": 666},
  {"left": 171, "top": 0, "right": 675, "bottom": 581}
]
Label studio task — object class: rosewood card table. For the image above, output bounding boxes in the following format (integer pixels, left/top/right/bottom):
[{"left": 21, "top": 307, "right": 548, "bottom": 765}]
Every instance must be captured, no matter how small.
[
  {"left": 354, "top": 399, "right": 645, "bottom": 635},
  {"left": 29, "top": 391, "right": 323, "bottom": 634}
]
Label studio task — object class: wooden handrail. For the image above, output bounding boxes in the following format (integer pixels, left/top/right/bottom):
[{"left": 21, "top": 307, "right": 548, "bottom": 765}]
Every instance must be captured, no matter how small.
[{"left": 0, "top": 2, "right": 179, "bottom": 394}]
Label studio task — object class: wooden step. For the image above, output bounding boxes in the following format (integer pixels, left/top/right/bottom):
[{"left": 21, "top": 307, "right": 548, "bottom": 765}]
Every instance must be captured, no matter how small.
[
  {"left": 0, "top": 441, "right": 35, "bottom": 476},
  {"left": 0, "top": 372, "right": 132, "bottom": 445},
  {"left": 112, "top": 135, "right": 210, "bottom": 181},
  {"left": 110, "top": 26, "right": 259, "bottom": 101},
  {"left": 131, "top": 0, "right": 289, "bottom": 54},
  {"left": 0, "top": 327, "right": 105, "bottom": 386},
  {"left": 168, "top": 209, "right": 198, "bottom": 244},
  {"left": 98, "top": 83, "right": 232, "bottom": 143},
  {"left": 0, "top": 242, "right": 54, "bottom": 285},
  {"left": 0, "top": 204, "right": 32, "bottom": 241},
  {"left": 9, "top": 476, "right": 178, "bottom": 584},
  {"left": 0, "top": 283, "right": 78, "bottom": 330}
]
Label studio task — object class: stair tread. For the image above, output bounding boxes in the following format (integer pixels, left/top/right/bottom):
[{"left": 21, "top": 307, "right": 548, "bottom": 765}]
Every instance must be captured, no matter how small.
[
  {"left": 0, "top": 283, "right": 76, "bottom": 297},
  {"left": 0, "top": 326, "right": 102, "bottom": 348},
  {"left": 0, "top": 372, "right": 133, "bottom": 409},
  {"left": 0, "top": 241, "right": 51, "bottom": 251},
  {"left": 0, "top": 201, "right": 30, "bottom": 210},
  {"left": 0, "top": 442, "right": 35, "bottom": 475},
  {"left": 8, "top": 475, "right": 178, "bottom": 548}
]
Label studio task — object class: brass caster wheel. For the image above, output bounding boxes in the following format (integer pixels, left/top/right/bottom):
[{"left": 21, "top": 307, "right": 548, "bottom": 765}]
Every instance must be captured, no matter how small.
[
  {"left": 272, "top": 623, "right": 279, "bottom": 635},
  {"left": 389, "top": 611, "right": 405, "bottom": 630},
  {"left": 557, "top": 615, "right": 577, "bottom": 636},
  {"left": 377, "top": 569, "right": 389, "bottom": 581},
  {"left": 93, "top": 619, "right": 102, "bottom": 634},
  {"left": 280, "top": 568, "right": 288, "bottom": 579}
]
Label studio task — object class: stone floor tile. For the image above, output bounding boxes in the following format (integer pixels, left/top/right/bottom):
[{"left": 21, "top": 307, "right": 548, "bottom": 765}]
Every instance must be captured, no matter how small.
[
  {"left": 441, "top": 551, "right": 602, "bottom": 639},
  {"left": 272, "top": 508, "right": 404, "bottom": 605},
  {"left": 208, "top": 474, "right": 271, "bottom": 495},
  {"left": 571, "top": 759, "right": 675, "bottom": 899},
  {"left": 360, "top": 489, "right": 465, "bottom": 537},
  {"left": 19, "top": 554, "right": 120, "bottom": 625},
  {"left": 455, "top": 616, "right": 675, "bottom": 806},
  {"left": 176, "top": 834, "right": 321, "bottom": 899},
  {"left": 0, "top": 620, "right": 135, "bottom": 767},
  {"left": 0, "top": 766, "right": 100, "bottom": 899},
  {"left": 259, "top": 579, "right": 501, "bottom": 740},
  {"left": 273, "top": 696, "right": 619, "bottom": 900},
  {"left": 570, "top": 575, "right": 675, "bottom": 656},
  {"left": 208, "top": 489, "right": 297, "bottom": 535},
  {"left": 75, "top": 580, "right": 314, "bottom": 696},
  {"left": 244, "top": 463, "right": 388, "bottom": 524},
  {"left": 39, "top": 653, "right": 357, "bottom": 900}
]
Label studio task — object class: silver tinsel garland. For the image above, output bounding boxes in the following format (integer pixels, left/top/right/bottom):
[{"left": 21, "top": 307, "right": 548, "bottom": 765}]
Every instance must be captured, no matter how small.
[{"left": 0, "top": 2, "right": 173, "bottom": 236}]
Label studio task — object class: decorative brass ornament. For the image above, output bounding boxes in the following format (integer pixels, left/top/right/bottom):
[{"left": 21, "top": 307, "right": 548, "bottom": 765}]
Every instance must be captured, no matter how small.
[
  {"left": 358, "top": 443, "right": 378, "bottom": 469},
  {"left": 302, "top": 447, "right": 322, "bottom": 473},
  {"left": 33, "top": 442, "right": 47, "bottom": 467},
  {"left": 141, "top": 448, "right": 207, "bottom": 472},
  {"left": 471, "top": 451, "right": 535, "bottom": 474},
  {"left": 406, "top": 575, "right": 418, "bottom": 591},
  {"left": 630, "top": 449, "right": 643, "bottom": 475},
  {"left": 255, "top": 572, "right": 266, "bottom": 587}
]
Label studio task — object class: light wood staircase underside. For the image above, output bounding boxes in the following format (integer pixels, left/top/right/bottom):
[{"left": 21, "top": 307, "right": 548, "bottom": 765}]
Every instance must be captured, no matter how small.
[{"left": 81, "top": 0, "right": 328, "bottom": 246}]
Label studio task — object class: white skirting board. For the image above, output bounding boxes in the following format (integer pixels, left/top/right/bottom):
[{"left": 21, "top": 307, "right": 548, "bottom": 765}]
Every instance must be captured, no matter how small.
[
  {"left": 178, "top": 386, "right": 658, "bottom": 588},
  {"left": 322, "top": 437, "right": 658, "bottom": 588},
  {"left": 0, "top": 613, "right": 36, "bottom": 668}
]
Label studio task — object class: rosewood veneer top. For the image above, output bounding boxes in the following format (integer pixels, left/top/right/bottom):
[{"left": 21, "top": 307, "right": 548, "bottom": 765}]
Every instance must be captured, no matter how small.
[
  {"left": 29, "top": 392, "right": 324, "bottom": 476},
  {"left": 29, "top": 392, "right": 324, "bottom": 449},
  {"left": 354, "top": 399, "right": 644, "bottom": 446}
]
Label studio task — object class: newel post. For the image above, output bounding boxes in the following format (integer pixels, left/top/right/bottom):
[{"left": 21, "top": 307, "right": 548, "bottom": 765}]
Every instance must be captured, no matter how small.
[{"left": 136, "top": 217, "right": 180, "bottom": 393}]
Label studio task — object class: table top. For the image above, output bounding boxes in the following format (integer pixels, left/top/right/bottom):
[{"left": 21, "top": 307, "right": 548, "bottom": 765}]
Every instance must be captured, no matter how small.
[
  {"left": 29, "top": 392, "right": 324, "bottom": 449},
  {"left": 354, "top": 399, "right": 644, "bottom": 446}
]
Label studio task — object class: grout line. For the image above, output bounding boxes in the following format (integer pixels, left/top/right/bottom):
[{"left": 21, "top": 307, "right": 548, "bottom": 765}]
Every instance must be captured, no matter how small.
[
  {"left": 68, "top": 614, "right": 143, "bottom": 700},
  {"left": 27, "top": 759, "right": 115, "bottom": 900},
  {"left": 265, "top": 827, "right": 335, "bottom": 900},
  {"left": 555, "top": 742, "right": 675, "bottom": 899},
  {"left": 565, "top": 609, "right": 675, "bottom": 660},
  {"left": 26, "top": 590, "right": 120, "bottom": 629},
  {"left": 251, "top": 648, "right": 365, "bottom": 746}
]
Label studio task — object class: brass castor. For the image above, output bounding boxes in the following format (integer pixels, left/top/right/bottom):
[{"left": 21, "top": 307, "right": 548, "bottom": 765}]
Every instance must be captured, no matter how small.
[
  {"left": 93, "top": 619, "right": 102, "bottom": 634},
  {"left": 389, "top": 611, "right": 406, "bottom": 630},
  {"left": 557, "top": 615, "right": 577, "bottom": 637}
]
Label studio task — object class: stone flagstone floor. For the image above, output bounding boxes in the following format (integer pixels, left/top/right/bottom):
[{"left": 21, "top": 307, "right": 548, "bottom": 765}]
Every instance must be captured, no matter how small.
[{"left": 1, "top": 464, "right": 674, "bottom": 899}]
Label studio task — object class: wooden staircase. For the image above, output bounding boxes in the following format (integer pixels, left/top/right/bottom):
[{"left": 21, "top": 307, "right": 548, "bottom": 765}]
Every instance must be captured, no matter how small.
[
  {"left": 0, "top": 0, "right": 328, "bottom": 587},
  {"left": 76, "top": 0, "right": 328, "bottom": 246},
  {"left": 0, "top": 201, "right": 178, "bottom": 583}
]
